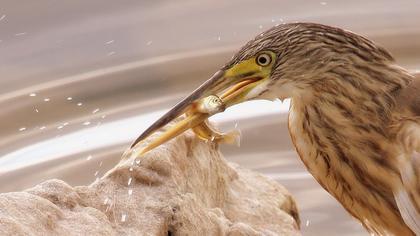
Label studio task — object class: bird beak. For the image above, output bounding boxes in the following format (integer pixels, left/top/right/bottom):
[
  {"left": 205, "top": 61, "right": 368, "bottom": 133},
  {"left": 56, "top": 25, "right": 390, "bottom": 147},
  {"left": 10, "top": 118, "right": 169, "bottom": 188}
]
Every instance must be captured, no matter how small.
[{"left": 131, "top": 52, "right": 275, "bottom": 154}]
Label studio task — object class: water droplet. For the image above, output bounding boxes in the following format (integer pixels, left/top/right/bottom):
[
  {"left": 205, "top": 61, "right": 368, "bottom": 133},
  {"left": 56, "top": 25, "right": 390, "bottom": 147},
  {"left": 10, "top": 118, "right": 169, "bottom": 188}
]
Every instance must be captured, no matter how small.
[
  {"left": 129, "top": 167, "right": 133, "bottom": 172},
  {"left": 121, "top": 213, "right": 127, "bottom": 222},
  {"left": 0, "top": 15, "right": 6, "bottom": 21},
  {"left": 127, "top": 177, "right": 132, "bottom": 186},
  {"left": 63, "top": 122, "right": 69, "bottom": 126},
  {"left": 29, "top": 93, "right": 36, "bottom": 97},
  {"left": 57, "top": 125, "right": 64, "bottom": 129},
  {"left": 135, "top": 159, "right": 141, "bottom": 165},
  {"left": 104, "top": 197, "right": 109, "bottom": 205},
  {"left": 39, "top": 126, "right": 46, "bottom": 130},
  {"left": 19, "top": 127, "right": 26, "bottom": 131},
  {"left": 94, "top": 171, "right": 99, "bottom": 176},
  {"left": 15, "top": 32, "right": 27, "bottom": 36},
  {"left": 210, "top": 136, "right": 215, "bottom": 142},
  {"left": 128, "top": 189, "right": 133, "bottom": 195},
  {"left": 92, "top": 108, "right": 100, "bottom": 114},
  {"left": 259, "top": 25, "right": 263, "bottom": 29},
  {"left": 77, "top": 102, "right": 83, "bottom": 106},
  {"left": 146, "top": 40, "right": 153, "bottom": 46},
  {"left": 305, "top": 220, "right": 310, "bottom": 227},
  {"left": 83, "top": 121, "right": 91, "bottom": 126},
  {"left": 271, "top": 19, "right": 275, "bottom": 23},
  {"left": 234, "top": 123, "right": 238, "bottom": 129},
  {"left": 86, "top": 155, "right": 92, "bottom": 160},
  {"left": 217, "top": 36, "right": 221, "bottom": 41},
  {"left": 107, "top": 51, "right": 116, "bottom": 56},
  {"left": 105, "top": 40, "right": 114, "bottom": 45},
  {"left": 67, "top": 97, "right": 72, "bottom": 101},
  {"left": 35, "top": 108, "right": 39, "bottom": 113},
  {"left": 320, "top": 1, "right": 327, "bottom": 5},
  {"left": 101, "top": 115, "right": 107, "bottom": 119},
  {"left": 44, "top": 98, "right": 50, "bottom": 102},
  {"left": 99, "top": 161, "right": 103, "bottom": 167},
  {"left": 279, "top": 18, "right": 284, "bottom": 22}
]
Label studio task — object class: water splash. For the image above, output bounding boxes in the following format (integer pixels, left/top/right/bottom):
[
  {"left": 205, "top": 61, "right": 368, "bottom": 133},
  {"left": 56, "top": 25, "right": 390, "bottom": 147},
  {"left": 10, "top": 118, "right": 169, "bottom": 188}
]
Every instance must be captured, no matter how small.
[
  {"left": 104, "top": 197, "right": 110, "bottom": 205},
  {"left": 121, "top": 213, "right": 127, "bottom": 222},
  {"left": 15, "top": 32, "right": 27, "bottom": 36},
  {"left": 104, "top": 197, "right": 114, "bottom": 213}
]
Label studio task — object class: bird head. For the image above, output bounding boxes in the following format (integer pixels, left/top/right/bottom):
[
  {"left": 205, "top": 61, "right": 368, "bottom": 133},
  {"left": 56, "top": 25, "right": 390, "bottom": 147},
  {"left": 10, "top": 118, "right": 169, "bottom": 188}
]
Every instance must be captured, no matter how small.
[{"left": 130, "top": 23, "right": 396, "bottom": 151}]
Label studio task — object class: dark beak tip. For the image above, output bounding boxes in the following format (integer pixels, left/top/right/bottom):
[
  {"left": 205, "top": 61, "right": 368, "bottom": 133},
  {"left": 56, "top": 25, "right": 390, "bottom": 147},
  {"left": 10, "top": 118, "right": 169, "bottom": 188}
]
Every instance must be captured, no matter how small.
[{"left": 129, "top": 69, "right": 225, "bottom": 149}]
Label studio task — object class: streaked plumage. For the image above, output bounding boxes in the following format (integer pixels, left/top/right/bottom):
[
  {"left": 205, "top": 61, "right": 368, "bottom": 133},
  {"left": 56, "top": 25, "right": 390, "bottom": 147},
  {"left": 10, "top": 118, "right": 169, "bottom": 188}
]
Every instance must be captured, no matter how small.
[
  {"left": 248, "top": 23, "right": 420, "bottom": 235},
  {"left": 132, "top": 23, "right": 419, "bottom": 235}
]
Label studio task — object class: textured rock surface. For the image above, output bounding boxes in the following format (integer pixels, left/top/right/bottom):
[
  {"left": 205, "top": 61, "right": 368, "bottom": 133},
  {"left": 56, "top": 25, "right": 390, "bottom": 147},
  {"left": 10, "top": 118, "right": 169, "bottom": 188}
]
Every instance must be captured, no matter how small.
[{"left": 0, "top": 128, "right": 300, "bottom": 235}]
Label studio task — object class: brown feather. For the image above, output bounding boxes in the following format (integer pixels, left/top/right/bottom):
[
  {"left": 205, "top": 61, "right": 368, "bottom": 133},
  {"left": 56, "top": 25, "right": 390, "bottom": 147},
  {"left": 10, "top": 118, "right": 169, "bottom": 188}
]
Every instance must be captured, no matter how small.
[
  {"left": 225, "top": 22, "right": 419, "bottom": 235},
  {"left": 394, "top": 72, "right": 420, "bottom": 116}
]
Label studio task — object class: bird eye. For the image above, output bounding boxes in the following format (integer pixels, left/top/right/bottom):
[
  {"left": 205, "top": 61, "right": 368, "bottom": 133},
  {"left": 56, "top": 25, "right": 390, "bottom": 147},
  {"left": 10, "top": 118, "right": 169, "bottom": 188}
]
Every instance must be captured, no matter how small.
[{"left": 256, "top": 53, "right": 272, "bottom": 67}]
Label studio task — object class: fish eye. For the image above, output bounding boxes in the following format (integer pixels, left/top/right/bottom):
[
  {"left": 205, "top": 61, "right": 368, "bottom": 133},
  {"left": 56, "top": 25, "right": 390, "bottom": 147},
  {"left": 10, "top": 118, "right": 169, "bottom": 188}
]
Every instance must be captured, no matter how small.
[{"left": 256, "top": 53, "right": 272, "bottom": 67}]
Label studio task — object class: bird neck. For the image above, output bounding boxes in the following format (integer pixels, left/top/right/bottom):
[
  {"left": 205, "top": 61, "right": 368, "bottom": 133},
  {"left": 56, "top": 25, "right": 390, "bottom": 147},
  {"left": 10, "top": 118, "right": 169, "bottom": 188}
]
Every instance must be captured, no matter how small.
[
  {"left": 288, "top": 61, "right": 412, "bottom": 189},
  {"left": 287, "top": 63, "right": 414, "bottom": 234},
  {"left": 296, "top": 62, "right": 412, "bottom": 127}
]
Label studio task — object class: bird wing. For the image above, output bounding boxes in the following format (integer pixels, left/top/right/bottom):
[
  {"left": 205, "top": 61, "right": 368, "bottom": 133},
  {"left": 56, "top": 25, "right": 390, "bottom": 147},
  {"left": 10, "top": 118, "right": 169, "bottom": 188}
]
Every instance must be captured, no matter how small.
[
  {"left": 393, "top": 129, "right": 420, "bottom": 235},
  {"left": 392, "top": 72, "right": 420, "bottom": 235}
]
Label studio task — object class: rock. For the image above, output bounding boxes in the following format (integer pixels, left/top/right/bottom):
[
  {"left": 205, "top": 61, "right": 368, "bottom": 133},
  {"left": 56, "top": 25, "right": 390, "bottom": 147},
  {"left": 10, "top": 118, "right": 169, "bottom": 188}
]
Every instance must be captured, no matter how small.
[{"left": 0, "top": 127, "right": 300, "bottom": 235}]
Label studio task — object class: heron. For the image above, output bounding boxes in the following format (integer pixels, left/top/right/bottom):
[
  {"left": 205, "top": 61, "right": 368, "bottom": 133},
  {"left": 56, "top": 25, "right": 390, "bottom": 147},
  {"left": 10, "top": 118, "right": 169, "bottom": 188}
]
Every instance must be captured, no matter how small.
[{"left": 130, "top": 23, "right": 420, "bottom": 235}]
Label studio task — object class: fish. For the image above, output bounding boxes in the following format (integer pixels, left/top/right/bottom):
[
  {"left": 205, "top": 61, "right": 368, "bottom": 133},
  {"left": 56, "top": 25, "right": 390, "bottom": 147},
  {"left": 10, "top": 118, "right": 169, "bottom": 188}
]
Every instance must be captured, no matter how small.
[{"left": 134, "top": 95, "right": 240, "bottom": 155}]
